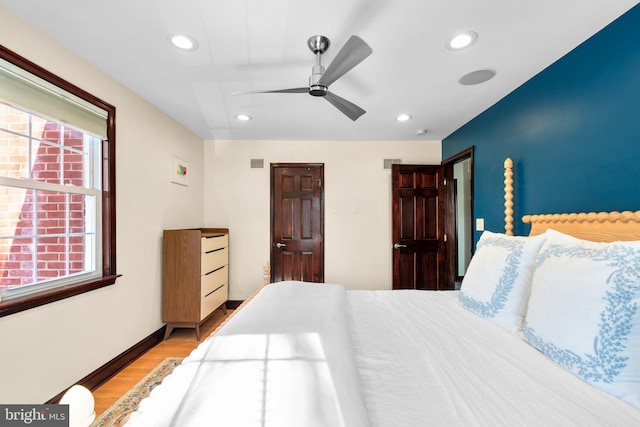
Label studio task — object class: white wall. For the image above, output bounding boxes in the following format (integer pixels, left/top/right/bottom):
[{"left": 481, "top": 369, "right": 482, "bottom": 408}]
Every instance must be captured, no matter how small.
[
  {"left": 0, "top": 7, "right": 204, "bottom": 403},
  {"left": 204, "top": 139, "right": 441, "bottom": 299}
]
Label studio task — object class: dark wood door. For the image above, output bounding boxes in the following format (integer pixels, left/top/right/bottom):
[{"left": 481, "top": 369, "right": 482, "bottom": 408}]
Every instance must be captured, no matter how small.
[
  {"left": 392, "top": 164, "right": 448, "bottom": 290},
  {"left": 271, "top": 163, "right": 324, "bottom": 283}
]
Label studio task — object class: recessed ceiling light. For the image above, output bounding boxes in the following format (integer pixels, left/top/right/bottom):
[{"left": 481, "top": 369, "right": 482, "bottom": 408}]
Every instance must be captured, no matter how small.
[
  {"left": 236, "top": 114, "right": 252, "bottom": 121},
  {"left": 446, "top": 31, "right": 478, "bottom": 50},
  {"left": 168, "top": 34, "right": 199, "bottom": 51},
  {"left": 459, "top": 69, "right": 496, "bottom": 85},
  {"left": 415, "top": 129, "right": 428, "bottom": 135},
  {"left": 396, "top": 114, "right": 412, "bottom": 122}
]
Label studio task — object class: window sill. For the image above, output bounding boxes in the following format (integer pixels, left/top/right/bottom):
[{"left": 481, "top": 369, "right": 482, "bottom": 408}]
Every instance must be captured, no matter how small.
[{"left": 0, "top": 274, "right": 121, "bottom": 318}]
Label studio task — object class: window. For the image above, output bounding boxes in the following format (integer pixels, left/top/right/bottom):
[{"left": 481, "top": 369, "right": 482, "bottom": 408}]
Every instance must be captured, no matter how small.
[{"left": 0, "top": 45, "right": 116, "bottom": 317}]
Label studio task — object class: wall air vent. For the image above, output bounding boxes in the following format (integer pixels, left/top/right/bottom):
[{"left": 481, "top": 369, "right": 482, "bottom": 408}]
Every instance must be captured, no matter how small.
[
  {"left": 383, "top": 158, "right": 401, "bottom": 170},
  {"left": 250, "top": 158, "right": 265, "bottom": 169}
]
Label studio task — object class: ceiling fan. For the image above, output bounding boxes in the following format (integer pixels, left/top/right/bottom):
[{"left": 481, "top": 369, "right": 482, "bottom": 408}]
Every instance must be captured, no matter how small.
[{"left": 236, "top": 35, "right": 373, "bottom": 121}]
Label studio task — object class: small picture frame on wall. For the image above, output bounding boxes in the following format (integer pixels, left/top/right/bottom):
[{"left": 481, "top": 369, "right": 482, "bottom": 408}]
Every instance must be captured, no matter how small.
[{"left": 171, "top": 155, "right": 189, "bottom": 186}]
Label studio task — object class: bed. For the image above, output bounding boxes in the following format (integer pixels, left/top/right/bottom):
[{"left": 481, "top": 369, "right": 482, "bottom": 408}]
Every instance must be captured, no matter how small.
[{"left": 122, "top": 161, "right": 640, "bottom": 427}]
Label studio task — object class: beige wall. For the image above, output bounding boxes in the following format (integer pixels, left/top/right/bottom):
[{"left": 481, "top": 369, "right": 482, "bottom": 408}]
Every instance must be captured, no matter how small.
[
  {"left": 0, "top": 7, "right": 204, "bottom": 403},
  {"left": 204, "top": 139, "right": 442, "bottom": 299}
]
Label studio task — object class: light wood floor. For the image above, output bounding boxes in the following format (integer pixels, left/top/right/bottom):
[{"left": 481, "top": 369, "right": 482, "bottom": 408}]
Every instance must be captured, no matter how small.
[{"left": 92, "top": 309, "right": 232, "bottom": 417}]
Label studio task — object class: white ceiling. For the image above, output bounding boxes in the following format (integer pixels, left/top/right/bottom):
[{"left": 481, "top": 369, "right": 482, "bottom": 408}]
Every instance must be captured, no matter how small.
[{"left": 0, "top": 0, "right": 637, "bottom": 141}]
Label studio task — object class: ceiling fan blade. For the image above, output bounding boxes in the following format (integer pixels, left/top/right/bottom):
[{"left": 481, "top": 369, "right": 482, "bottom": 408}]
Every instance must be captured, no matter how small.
[
  {"left": 324, "top": 91, "right": 366, "bottom": 121},
  {"left": 233, "top": 87, "right": 308, "bottom": 95},
  {"left": 318, "top": 36, "right": 372, "bottom": 87}
]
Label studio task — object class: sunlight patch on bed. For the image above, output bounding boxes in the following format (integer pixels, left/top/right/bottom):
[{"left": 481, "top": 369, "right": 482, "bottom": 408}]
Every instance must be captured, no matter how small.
[{"left": 171, "top": 332, "right": 344, "bottom": 427}]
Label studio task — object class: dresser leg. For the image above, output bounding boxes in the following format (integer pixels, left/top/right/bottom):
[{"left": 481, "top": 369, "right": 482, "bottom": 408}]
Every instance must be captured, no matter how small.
[
  {"left": 195, "top": 323, "right": 201, "bottom": 341},
  {"left": 164, "top": 324, "right": 174, "bottom": 341}
]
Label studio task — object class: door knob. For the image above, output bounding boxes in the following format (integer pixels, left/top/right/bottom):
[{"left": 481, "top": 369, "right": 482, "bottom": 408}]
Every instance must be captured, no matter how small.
[
  {"left": 393, "top": 243, "right": 407, "bottom": 249},
  {"left": 275, "top": 242, "right": 287, "bottom": 248}
]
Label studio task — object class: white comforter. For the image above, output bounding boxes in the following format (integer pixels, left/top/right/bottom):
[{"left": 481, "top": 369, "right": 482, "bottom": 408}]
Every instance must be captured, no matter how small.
[
  {"left": 126, "top": 281, "right": 369, "bottom": 427},
  {"left": 348, "top": 290, "right": 640, "bottom": 427},
  {"left": 126, "top": 282, "right": 640, "bottom": 426}
]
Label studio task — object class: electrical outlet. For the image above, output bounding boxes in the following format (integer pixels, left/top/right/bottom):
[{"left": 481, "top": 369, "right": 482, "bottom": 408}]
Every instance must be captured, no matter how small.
[{"left": 476, "top": 218, "right": 485, "bottom": 231}]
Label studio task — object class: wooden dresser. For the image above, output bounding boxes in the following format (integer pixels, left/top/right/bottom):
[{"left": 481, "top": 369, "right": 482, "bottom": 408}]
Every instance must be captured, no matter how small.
[{"left": 162, "top": 228, "right": 229, "bottom": 340}]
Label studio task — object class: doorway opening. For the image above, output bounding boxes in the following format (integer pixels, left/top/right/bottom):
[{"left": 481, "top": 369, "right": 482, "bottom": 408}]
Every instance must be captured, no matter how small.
[{"left": 442, "top": 147, "right": 474, "bottom": 289}]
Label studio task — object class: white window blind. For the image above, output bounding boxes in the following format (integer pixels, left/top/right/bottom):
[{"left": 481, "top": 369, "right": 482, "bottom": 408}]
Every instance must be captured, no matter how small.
[{"left": 0, "top": 58, "right": 107, "bottom": 138}]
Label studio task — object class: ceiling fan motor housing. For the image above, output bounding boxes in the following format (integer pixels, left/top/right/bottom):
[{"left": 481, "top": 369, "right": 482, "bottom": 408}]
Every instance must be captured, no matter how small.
[
  {"left": 309, "top": 85, "right": 328, "bottom": 96},
  {"left": 309, "top": 64, "right": 327, "bottom": 96}
]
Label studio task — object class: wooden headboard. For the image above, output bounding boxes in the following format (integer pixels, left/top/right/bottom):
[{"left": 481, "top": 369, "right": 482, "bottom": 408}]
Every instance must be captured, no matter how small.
[
  {"left": 522, "top": 211, "right": 640, "bottom": 242},
  {"left": 503, "top": 158, "right": 640, "bottom": 242}
]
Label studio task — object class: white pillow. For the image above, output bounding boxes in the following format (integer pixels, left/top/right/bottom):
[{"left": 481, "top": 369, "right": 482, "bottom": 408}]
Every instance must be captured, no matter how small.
[
  {"left": 524, "top": 229, "right": 640, "bottom": 408},
  {"left": 458, "top": 230, "right": 546, "bottom": 331}
]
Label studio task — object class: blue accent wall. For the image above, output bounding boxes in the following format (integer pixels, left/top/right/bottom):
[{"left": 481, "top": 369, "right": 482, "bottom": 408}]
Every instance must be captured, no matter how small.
[{"left": 443, "top": 4, "right": 640, "bottom": 240}]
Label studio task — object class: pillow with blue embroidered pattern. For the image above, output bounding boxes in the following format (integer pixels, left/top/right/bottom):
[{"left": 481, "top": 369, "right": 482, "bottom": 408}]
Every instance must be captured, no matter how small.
[
  {"left": 457, "top": 230, "right": 546, "bottom": 332},
  {"left": 524, "top": 229, "right": 640, "bottom": 408}
]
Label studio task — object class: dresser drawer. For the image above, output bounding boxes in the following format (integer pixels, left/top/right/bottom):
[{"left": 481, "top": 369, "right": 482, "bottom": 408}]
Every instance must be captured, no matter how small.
[
  {"left": 201, "top": 247, "right": 228, "bottom": 275},
  {"left": 201, "top": 265, "right": 228, "bottom": 298},
  {"left": 200, "top": 282, "right": 227, "bottom": 320},
  {"left": 201, "top": 234, "right": 228, "bottom": 253}
]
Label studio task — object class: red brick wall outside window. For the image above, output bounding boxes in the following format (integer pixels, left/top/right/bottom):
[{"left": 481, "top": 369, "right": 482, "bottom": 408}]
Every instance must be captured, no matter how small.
[{"left": 0, "top": 104, "right": 95, "bottom": 291}]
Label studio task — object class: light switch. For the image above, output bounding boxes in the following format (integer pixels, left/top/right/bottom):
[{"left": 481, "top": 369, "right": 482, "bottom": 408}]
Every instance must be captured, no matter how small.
[{"left": 476, "top": 218, "right": 485, "bottom": 231}]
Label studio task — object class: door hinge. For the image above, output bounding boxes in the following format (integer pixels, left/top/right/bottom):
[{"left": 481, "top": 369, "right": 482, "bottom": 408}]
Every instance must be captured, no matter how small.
[
  {"left": 443, "top": 178, "right": 447, "bottom": 186},
  {"left": 316, "top": 178, "right": 322, "bottom": 187},
  {"left": 443, "top": 234, "right": 448, "bottom": 242}
]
